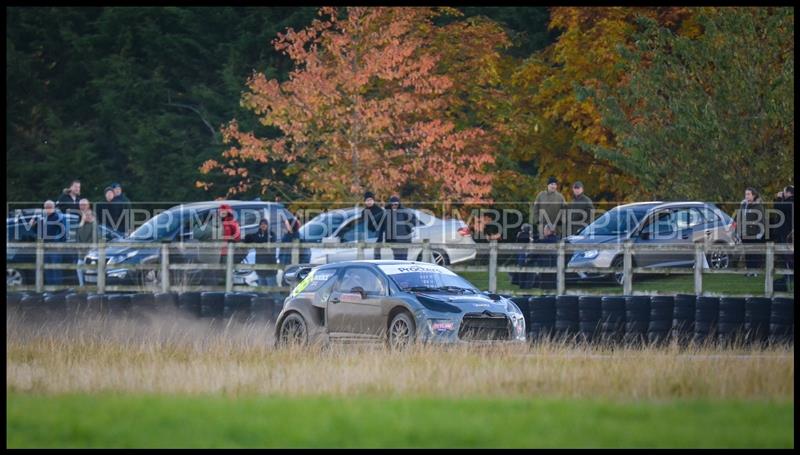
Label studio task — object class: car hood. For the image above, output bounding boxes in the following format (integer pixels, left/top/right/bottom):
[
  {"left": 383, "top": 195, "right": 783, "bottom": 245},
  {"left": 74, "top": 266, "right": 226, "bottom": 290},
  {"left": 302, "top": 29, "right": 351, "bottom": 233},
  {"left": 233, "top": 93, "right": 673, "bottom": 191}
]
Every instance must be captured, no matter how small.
[
  {"left": 86, "top": 241, "right": 159, "bottom": 259},
  {"left": 415, "top": 292, "right": 511, "bottom": 314},
  {"left": 566, "top": 234, "right": 623, "bottom": 246}
]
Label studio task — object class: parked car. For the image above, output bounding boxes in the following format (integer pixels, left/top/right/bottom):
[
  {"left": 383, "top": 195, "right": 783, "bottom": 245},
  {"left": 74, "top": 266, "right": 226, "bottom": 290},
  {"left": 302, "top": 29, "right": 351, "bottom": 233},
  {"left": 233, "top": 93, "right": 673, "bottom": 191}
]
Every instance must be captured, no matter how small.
[
  {"left": 297, "top": 207, "right": 476, "bottom": 267},
  {"left": 567, "top": 201, "right": 740, "bottom": 285},
  {"left": 7, "top": 211, "right": 124, "bottom": 286},
  {"left": 83, "top": 200, "right": 296, "bottom": 288},
  {"left": 275, "top": 260, "right": 526, "bottom": 347}
]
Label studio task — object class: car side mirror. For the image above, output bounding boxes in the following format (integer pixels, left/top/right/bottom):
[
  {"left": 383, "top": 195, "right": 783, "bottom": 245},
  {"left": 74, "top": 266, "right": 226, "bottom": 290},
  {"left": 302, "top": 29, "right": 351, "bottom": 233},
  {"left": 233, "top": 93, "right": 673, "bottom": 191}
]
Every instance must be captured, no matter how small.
[{"left": 350, "top": 286, "right": 366, "bottom": 298}]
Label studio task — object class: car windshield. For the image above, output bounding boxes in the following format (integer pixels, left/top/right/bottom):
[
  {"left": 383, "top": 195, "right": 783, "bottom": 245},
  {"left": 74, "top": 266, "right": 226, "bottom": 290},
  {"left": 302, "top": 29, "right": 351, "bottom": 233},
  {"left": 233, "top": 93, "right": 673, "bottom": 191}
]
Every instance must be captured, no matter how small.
[
  {"left": 580, "top": 207, "right": 649, "bottom": 237},
  {"left": 378, "top": 263, "right": 478, "bottom": 294},
  {"left": 299, "top": 211, "right": 348, "bottom": 242},
  {"left": 129, "top": 210, "right": 182, "bottom": 241}
]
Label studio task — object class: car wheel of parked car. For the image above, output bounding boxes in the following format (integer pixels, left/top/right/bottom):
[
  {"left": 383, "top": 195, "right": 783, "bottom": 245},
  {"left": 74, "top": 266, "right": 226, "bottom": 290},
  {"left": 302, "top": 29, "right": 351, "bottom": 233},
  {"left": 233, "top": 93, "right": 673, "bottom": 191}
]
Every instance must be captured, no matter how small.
[
  {"left": 388, "top": 312, "right": 416, "bottom": 349},
  {"left": 7, "top": 268, "right": 24, "bottom": 286},
  {"left": 278, "top": 312, "right": 308, "bottom": 347},
  {"left": 138, "top": 268, "right": 162, "bottom": 289},
  {"left": 706, "top": 244, "right": 731, "bottom": 270},
  {"left": 611, "top": 256, "right": 625, "bottom": 286}
]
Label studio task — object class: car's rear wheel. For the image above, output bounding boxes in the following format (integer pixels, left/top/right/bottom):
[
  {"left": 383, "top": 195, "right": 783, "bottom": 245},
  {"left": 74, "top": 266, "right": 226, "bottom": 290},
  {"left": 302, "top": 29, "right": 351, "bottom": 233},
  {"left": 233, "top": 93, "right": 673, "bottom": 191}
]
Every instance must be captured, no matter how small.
[
  {"left": 388, "top": 312, "right": 416, "bottom": 349},
  {"left": 278, "top": 313, "right": 308, "bottom": 347},
  {"left": 706, "top": 244, "right": 731, "bottom": 270},
  {"left": 611, "top": 256, "right": 625, "bottom": 286},
  {"left": 138, "top": 267, "right": 162, "bottom": 289},
  {"left": 7, "top": 268, "right": 24, "bottom": 286}
]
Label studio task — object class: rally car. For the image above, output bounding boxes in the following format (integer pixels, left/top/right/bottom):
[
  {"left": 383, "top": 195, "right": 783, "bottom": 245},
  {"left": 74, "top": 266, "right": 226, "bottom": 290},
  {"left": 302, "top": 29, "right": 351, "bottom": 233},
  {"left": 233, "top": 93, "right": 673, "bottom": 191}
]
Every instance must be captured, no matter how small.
[{"left": 274, "top": 260, "right": 526, "bottom": 348}]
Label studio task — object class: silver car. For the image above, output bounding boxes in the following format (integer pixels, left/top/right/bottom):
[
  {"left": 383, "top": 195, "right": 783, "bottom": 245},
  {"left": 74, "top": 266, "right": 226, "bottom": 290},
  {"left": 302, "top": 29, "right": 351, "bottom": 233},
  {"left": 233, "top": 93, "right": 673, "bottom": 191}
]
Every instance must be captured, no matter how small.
[
  {"left": 567, "top": 201, "right": 740, "bottom": 285},
  {"left": 298, "top": 207, "right": 477, "bottom": 267}
]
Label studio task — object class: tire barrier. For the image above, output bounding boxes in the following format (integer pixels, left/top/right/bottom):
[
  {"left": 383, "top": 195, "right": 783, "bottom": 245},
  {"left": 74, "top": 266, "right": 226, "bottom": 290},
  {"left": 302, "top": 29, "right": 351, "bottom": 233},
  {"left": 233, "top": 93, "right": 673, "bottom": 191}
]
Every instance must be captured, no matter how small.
[
  {"left": 578, "top": 296, "right": 602, "bottom": 343},
  {"left": 6, "top": 291, "right": 794, "bottom": 348},
  {"left": 528, "top": 295, "right": 556, "bottom": 341},
  {"left": 200, "top": 292, "right": 226, "bottom": 319},
  {"left": 554, "top": 295, "right": 579, "bottom": 339},
  {"left": 178, "top": 292, "right": 202, "bottom": 318},
  {"left": 599, "top": 296, "right": 625, "bottom": 344},
  {"left": 693, "top": 296, "right": 720, "bottom": 345},
  {"left": 717, "top": 297, "right": 746, "bottom": 345},
  {"left": 624, "top": 296, "right": 650, "bottom": 345},
  {"left": 671, "top": 294, "right": 696, "bottom": 345},
  {"left": 744, "top": 297, "right": 771, "bottom": 347},
  {"left": 648, "top": 296, "right": 674, "bottom": 345},
  {"left": 769, "top": 297, "right": 794, "bottom": 344}
]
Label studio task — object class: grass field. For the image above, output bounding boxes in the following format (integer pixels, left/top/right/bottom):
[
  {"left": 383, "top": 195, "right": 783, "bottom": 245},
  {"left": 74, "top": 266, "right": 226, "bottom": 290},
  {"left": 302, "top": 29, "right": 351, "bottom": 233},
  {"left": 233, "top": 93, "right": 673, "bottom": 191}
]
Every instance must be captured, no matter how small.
[
  {"left": 6, "top": 310, "right": 795, "bottom": 448},
  {"left": 7, "top": 393, "right": 793, "bottom": 448}
]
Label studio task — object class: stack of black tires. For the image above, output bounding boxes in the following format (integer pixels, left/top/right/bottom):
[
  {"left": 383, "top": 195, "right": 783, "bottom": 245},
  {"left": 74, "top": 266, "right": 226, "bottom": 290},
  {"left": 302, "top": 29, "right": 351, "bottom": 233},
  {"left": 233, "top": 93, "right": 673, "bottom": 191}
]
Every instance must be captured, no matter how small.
[{"left": 515, "top": 293, "right": 793, "bottom": 347}]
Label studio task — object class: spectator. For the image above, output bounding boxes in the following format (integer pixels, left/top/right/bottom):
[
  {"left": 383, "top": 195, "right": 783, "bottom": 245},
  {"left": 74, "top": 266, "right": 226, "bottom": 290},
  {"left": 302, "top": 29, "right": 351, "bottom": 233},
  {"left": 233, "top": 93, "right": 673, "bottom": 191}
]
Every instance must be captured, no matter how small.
[
  {"left": 566, "top": 181, "right": 594, "bottom": 236},
  {"left": 111, "top": 182, "right": 132, "bottom": 234},
  {"left": 379, "top": 195, "right": 418, "bottom": 261},
  {"left": 532, "top": 176, "right": 566, "bottom": 239},
  {"left": 244, "top": 218, "right": 277, "bottom": 287},
  {"left": 97, "top": 187, "right": 123, "bottom": 233},
  {"left": 29, "top": 200, "right": 68, "bottom": 285},
  {"left": 361, "top": 191, "right": 385, "bottom": 259},
  {"left": 219, "top": 203, "right": 241, "bottom": 260},
  {"left": 738, "top": 187, "right": 767, "bottom": 276},
  {"left": 278, "top": 209, "right": 302, "bottom": 266},
  {"left": 75, "top": 210, "right": 103, "bottom": 287},
  {"left": 55, "top": 180, "right": 81, "bottom": 216},
  {"left": 78, "top": 198, "right": 91, "bottom": 221},
  {"left": 532, "top": 224, "right": 559, "bottom": 289},
  {"left": 192, "top": 211, "right": 223, "bottom": 284},
  {"left": 773, "top": 185, "right": 794, "bottom": 275},
  {"left": 471, "top": 210, "right": 502, "bottom": 265},
  {"left": 513, "top": 223, "right": 536, "bottom": 289}
]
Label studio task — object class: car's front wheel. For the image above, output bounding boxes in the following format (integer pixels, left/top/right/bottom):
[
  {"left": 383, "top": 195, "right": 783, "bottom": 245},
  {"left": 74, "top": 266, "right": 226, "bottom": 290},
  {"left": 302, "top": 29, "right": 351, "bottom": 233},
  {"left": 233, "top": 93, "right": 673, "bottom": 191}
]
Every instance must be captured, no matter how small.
[
  {"left": 706, "top": 244, "right": 731, "bottom": 270},
  {"left": 278, "top": 313, "right": 309, "bottom": 347},
  {"left": 387, "top": 312, "right": 416, "bottom": 349},
  {"left": 611, "top": 256, "right": 625, "bottom": 286},
  {"left": 7, "top": 268, "right": 24, "bottom": 286}
]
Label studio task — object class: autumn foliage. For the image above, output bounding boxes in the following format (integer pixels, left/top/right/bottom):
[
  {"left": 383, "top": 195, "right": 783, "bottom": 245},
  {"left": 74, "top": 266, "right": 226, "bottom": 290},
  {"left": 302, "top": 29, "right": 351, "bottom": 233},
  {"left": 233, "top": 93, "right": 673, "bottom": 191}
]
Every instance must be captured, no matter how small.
[{"left": 199, "top": 7, "right": 499, "bottom": 203}]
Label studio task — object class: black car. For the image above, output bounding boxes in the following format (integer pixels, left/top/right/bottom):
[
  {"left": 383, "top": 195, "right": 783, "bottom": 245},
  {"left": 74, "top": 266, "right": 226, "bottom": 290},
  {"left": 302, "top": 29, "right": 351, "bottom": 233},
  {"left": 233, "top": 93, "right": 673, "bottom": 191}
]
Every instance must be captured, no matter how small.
[
  {"left": 83, "top": 200, "right": 297, "bottom": 288},
  {"left": 6, "top": 211, "right": 123, "bottom": 286}
]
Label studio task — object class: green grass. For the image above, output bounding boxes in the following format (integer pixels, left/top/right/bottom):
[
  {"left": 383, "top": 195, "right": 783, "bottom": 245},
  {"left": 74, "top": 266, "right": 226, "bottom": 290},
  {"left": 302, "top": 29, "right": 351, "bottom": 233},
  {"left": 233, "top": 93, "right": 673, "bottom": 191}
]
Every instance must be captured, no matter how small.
[
  {"left": 6, "top": 392, "right": 793, "bottom": 448},
  {"left": 461, "top": 270, "right": 789, "bottom": 295}
]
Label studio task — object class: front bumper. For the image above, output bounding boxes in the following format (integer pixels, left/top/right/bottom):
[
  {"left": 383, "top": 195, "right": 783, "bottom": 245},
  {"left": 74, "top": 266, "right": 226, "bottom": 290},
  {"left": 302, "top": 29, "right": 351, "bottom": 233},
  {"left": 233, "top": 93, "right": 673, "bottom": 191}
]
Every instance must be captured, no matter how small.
[{"left": 414, "top": 309, "right": 526, "bottom": 344}]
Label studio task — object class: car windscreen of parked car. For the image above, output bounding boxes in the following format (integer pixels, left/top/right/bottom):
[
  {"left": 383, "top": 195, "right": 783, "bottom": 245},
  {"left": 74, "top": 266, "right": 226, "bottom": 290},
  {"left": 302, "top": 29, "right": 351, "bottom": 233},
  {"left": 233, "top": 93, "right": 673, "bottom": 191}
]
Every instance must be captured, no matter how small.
[
  {"left": 378, "top": 263, "right": 478, "bottom": 293},
  {"left": 128, "top": 209, "right": 183, "bottom": 241},
  {"left": 580, "top": 207, "right": 649, "bottom": 237},
  {"left": 299, "top": 211, "right": 348, "bottom": 242}
]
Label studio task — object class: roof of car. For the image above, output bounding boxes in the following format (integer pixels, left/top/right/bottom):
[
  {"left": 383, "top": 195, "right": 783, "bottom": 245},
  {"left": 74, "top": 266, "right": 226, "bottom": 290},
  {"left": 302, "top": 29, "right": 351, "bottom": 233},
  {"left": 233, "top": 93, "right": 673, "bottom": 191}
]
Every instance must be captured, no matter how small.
[
  {"left": 318, "top": 260, "right": 438, "bottom": 268},
  {"left": 166, "top": 200, "right": 286, "bottom": 212}
]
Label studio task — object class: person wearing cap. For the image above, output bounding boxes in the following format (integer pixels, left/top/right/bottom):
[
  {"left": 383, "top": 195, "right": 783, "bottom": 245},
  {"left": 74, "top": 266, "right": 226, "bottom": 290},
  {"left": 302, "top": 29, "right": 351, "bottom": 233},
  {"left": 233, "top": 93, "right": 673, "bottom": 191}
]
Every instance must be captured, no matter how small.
[
  {"left": 96, "top": 186, "right": 123, "bottom": 233},
  {"left": 244, "top": 218, "right": 277, "bottom": 287},
  {"left": 361, "top": 191, "right": 385, "bottom": 259},
  {"left": 566, "top": 181, "right": 594, "bottom": 236},
  {"left": 111, "top": 182, "right": 133, "bottom": 234},
  {"left": 532, "top": 176, "right": 566, "bottom": 239},
  {"left": 379, "top": 195, "right": 418, "bottom": 261}
]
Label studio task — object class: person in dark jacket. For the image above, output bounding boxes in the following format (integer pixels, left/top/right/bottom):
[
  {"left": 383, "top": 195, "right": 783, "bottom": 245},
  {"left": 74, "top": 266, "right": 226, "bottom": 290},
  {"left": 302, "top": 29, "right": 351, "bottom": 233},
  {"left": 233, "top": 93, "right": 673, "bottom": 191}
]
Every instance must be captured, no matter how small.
[
  {"left": 55, "top": 180, "right": 81, "bottom": 217},
  {"left": 773, "top": 185, "right": 794, "bottom": 272},
  {"left": 75, "top": 210, "right": 103, "bottom": 286},
  {"left": 278, "top": 210, "right": 302, "bottom": 267},
  {"left": 566, "top": 181, "right": 594, "bottom": 236},
  {"left": 378, "top": 195, "right": 418, "bottom": 261},
  {"left": 244, "top": 218, "right": 277, "bottom": 287},
  {"left": 513, "top": 223, "right": 536, "bottom": 289},
  {"left": 361, "top": 191, "right": 385, "bottom": 259},
  {"left": 97, "top": 187, "right": 123, "bottom": 233},
  {"left": 532, "top": 224, "right": 559, "bottom": 289},
  {"left": 111, "top": 182, "right": 133, "bottom": 234},
  {"left": 29, "top": 200, "right": 68, "bottom": 285},
  {"left": 738, "top": 187, "right": 767, "bottom": 276}
]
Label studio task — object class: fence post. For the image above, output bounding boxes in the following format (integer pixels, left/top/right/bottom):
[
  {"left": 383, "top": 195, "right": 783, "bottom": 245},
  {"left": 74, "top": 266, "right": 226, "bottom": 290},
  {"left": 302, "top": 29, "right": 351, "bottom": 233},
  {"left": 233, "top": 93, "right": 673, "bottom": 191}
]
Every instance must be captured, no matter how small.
[
  {"left": 765, "top": 242, "right": 774, "bottom": 297},
  {"left": 161, "top": 243, "right": 170, "bottom": 293},
  {"left": 694, "top": 242, "right": 704, "bottom": 296},
  {"left": 97, "top": 242, "right": 106, "bottom": 295},
  {"left": 35, "top": 240, "right": 44, "bottom": 293},
  {"left": 225, "top": 242, "right": 234, "bottom": 293},
  {"left": 623, "top": 240, "right": 633, "bottom": 295},
  {"left": 356, "top": 241, "right": 365, "bottom": 260},
  {"left": 556, "top": 241, "right": 565, "bottom": 296},
  {"left": 291, "top": 238, "right": 300, "bottom": 265},
  {"left": 488, "top": 240, "right": 498, "bottom": 293},
  {"left": 422, "top": 238, "right": 432, "bottom": 263}
]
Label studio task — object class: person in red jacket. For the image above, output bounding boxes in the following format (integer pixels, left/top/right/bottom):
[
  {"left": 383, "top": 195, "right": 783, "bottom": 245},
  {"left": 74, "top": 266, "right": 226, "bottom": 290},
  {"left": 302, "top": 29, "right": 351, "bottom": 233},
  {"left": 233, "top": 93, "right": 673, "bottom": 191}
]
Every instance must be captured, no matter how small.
[{"left": 219, "top": 204, "right": 241, "bottom": 258}]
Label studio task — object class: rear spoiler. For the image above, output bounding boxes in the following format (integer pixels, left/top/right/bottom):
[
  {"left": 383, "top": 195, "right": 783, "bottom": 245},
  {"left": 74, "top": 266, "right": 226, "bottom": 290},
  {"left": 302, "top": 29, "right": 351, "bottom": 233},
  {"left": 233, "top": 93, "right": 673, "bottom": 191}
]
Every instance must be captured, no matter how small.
[{"left": 283, "top": 264, "right": 315, "bottom": 286}]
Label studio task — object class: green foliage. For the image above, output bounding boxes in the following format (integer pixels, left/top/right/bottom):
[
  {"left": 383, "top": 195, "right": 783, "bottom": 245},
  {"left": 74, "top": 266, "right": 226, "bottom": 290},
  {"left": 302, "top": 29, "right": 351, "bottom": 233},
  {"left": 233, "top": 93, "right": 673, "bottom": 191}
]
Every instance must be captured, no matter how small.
[
  {"left": 585, "top": 8, "right": 794, "bottom": 201},
  {"left": 7, "top": 392, "right": 793, "bottom": 448}
]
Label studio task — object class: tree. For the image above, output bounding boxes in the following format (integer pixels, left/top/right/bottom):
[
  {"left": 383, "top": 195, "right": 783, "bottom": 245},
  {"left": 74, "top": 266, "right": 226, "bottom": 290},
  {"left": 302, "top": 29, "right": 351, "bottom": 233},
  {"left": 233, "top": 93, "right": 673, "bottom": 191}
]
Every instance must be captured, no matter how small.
[
  {"left": 585, "top": 8, "right": 794, "bottom": 201},
  {"left": 199, "top": 7, "right": 498, "bottom": 204}
]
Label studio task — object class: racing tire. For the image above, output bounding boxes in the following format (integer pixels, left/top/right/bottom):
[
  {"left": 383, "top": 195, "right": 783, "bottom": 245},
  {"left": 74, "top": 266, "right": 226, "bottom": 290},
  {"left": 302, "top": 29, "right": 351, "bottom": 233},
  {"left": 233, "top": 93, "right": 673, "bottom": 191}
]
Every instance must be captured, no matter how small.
[
  {"left": 388, "top": 311, "right": 416, "bottom": 350},
  {"left": 277, "top": 312, "right": 309, "bottom": 347},
  {"left": 744, "top": 297, "right": 771, "bottom": 346}
]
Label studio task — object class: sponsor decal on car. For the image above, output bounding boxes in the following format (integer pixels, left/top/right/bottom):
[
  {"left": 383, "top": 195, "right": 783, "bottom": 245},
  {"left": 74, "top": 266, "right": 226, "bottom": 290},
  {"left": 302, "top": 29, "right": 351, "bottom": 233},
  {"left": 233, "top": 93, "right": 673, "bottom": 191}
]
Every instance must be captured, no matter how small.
[{"left": 378, "top": 264, "right": 457, "bottom": 276}]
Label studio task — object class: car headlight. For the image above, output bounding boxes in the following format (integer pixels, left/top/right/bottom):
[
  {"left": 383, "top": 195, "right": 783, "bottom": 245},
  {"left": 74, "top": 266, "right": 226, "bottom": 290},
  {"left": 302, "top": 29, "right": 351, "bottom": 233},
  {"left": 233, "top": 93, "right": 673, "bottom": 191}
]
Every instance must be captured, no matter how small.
[
  {"left": 580, "top": 250, "right": 599, "bottom": 259},
  {"left": 107, "top": 250, "right": 138, "bottom": 265}
]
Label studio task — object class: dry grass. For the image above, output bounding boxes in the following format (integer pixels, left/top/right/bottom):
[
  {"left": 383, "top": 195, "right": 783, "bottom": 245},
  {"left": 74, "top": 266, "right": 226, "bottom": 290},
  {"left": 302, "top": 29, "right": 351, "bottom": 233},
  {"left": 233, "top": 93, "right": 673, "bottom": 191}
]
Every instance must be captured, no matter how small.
[{"left": 6, "top": 310, "right": 793, "bottom": 401}]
